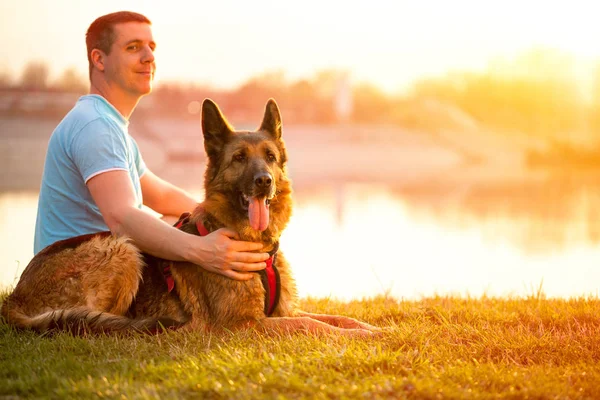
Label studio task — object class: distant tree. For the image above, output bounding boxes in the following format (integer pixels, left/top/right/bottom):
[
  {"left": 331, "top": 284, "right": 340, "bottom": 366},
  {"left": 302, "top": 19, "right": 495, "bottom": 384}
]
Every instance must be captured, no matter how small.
[
  {"left": 284, "top": 80, "right": 318, "bottom": 123},
  {"left": 252, "top": 70, "right": 287, "bottom": 90},
  {"left": 20, "top": 61, "right": 50, "bottom": 90},
  {"left": 54, "top": 67, "right": 87, "bottom": 94},
  {"left": 591, "top": 64, "right": 600, "bottom": 136},
  {"left": 288, "top": 79, "right": 314, "bottom": 102},
  {"left": 305, "top": 70, "right": 349, "bottom": 123},
  {"left": 0, "top": 70, "right": 11, "bottom": 88},
  {"left": 352, "top": 83, "right": 392, "bottom": 123},
  {"left": 234, "top": 70, "right": 287, "bottom": 111},
  {"left": 410, "top": 48, "right": 584, "bottom": 139},
  {"left": 311, "top": 70, "right": 346, "bottom": 98}
]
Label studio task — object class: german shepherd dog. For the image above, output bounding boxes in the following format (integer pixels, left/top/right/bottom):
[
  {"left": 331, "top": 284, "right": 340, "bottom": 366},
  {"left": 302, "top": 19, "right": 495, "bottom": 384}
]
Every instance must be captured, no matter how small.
[{"left": 1, "top": 99, "right": 378, "bottom": 337}]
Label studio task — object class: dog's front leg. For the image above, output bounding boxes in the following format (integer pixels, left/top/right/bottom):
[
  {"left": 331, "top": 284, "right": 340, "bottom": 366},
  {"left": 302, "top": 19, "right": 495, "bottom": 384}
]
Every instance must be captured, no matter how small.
[
  {"left": 295, "top": 311, "right": 380, "bottom": 331},
  {"left": 253, "top": 316, "right": 374, "bottom": 337}
]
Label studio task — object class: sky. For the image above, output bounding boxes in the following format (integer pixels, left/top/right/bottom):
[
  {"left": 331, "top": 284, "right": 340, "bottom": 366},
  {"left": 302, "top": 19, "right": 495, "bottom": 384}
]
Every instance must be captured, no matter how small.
[{"left": 1, "top": 0, "right": 600, "bottom": 93}]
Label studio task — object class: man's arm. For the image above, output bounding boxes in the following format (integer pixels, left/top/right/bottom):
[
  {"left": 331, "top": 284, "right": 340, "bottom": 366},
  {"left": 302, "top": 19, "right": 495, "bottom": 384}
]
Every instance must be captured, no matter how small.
[
  {"left": 139, "top": 169, "right": 197, "bottom": 218},
  {"left": 87, "top": 170, "right": 268, "bottom": 280}
]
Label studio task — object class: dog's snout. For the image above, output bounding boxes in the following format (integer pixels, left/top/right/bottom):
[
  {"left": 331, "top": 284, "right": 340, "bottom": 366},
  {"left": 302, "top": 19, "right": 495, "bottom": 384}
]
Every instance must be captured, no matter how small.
[{"left": 254, "top": 173, "right": 272, "bottom": 189}]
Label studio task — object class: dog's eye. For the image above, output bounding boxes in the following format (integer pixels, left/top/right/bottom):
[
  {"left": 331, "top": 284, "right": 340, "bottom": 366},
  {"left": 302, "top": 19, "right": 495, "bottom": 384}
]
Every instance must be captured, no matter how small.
[
  {"left": 233, "top": 153, "right": 246, "bottom": 162},
  {"left": 266, "top": 152, "right": 276, "bottom": 162}
]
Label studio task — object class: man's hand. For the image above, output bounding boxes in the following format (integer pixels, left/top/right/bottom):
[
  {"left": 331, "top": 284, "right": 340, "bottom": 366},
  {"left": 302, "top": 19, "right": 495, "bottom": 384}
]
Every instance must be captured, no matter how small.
[{"left": 191, "top": 228, "right": 269, "bottom": 281}]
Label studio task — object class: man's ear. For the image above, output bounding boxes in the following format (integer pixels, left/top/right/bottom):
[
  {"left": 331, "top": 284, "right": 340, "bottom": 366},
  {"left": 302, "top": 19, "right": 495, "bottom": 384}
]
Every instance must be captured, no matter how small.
[
  {"left": 90, "top": 49, "right": 106, "bottom": 72},
  {"left": 202, "top": 99, "right": 233, "bottom": 160},
  {"left": 259, "top": 98, "right": 282, "bottom": 140}
]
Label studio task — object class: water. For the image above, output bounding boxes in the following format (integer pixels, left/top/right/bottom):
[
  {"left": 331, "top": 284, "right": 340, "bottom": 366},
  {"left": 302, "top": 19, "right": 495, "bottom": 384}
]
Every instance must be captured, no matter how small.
[{"left": 2, "top": 182, "right": 600, "bottom": 300}]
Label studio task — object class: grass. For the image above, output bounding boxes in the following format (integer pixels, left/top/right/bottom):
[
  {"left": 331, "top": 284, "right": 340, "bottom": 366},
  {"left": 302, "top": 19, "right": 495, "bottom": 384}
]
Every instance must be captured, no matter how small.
[{"left": 1, "top": 291, "right": 599, "bottom": 399}]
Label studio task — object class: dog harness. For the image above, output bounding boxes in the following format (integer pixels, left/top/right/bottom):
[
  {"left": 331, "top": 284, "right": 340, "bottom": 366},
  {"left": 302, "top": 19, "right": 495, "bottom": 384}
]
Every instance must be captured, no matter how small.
[{"left": 162, "top": 212, "right": 281, "bottom": 316}]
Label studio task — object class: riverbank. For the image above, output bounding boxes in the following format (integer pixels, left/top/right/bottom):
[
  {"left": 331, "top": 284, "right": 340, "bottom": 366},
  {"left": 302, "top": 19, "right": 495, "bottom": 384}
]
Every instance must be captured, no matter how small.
[{"left": 0, "top": 114, "right": 547, "bottom": 193}]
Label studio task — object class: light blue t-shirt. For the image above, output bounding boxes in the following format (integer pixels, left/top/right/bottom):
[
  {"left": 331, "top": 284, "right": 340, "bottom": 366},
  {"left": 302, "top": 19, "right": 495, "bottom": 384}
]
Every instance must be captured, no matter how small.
[{"left": 34, "top": 94, "right": 146, "bottom": 254}]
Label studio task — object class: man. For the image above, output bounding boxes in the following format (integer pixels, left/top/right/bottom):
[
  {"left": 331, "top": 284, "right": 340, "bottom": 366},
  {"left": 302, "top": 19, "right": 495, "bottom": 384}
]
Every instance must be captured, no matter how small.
[{"left": 34, "top": 11, "right": 268, "bottom": 280}]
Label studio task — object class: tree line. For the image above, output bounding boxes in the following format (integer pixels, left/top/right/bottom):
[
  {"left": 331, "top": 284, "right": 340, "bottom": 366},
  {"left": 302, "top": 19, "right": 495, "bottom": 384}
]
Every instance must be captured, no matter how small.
[{"left": 2, "top": 49, "right": 600, "bottom": 147}]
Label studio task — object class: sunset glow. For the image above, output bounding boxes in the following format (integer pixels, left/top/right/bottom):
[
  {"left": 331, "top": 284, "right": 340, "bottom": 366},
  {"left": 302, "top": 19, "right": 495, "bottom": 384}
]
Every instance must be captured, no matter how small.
[{"left": 1, "top": 0, "right": 599, "bottom": 93}]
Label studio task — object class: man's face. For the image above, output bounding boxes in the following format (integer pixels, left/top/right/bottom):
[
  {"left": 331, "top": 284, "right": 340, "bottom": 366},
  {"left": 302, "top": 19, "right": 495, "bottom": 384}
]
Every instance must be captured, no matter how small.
[{"left": 103, "top": 22, "right": 156, "bottom": 97}]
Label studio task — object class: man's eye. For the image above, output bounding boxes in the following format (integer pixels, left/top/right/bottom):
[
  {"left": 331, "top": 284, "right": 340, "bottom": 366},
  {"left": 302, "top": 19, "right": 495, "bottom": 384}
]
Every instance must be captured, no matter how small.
[{"left": 127, "top": 45, "right": 138, "bottom": 51}]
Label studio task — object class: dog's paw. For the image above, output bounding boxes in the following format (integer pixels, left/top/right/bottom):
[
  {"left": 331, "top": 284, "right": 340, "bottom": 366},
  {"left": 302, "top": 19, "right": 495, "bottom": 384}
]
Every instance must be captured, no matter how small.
[{"left": 330, "top": 315, "right": 380, "bottom": 331}]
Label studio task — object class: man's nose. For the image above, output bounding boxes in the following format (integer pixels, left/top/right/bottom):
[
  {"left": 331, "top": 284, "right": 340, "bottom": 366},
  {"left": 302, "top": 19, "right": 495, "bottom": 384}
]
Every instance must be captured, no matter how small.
[{"left": 141, "top": 45, "right": 155, "bottom": 64}]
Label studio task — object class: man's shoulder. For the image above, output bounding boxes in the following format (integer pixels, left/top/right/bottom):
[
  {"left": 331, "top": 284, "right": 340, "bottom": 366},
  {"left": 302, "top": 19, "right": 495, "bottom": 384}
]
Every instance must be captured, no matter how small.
[
  {"left": 64, "top": 95, "right": 109, "bottom": 125},
  {"left": 53, "top": 96, "right": 118, "bottom": 141}
]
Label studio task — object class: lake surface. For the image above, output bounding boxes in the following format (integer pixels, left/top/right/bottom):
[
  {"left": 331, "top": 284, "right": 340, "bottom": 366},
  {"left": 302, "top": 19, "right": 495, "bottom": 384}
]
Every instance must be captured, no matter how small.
[{"left": 2, "top": 181, "right": 600, "bottom": 300}]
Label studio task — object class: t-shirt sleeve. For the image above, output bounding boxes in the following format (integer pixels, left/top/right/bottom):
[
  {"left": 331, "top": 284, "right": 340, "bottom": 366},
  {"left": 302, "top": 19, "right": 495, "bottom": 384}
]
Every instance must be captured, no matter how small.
[
  {"left": 130, "top": 136, "right": 147, "bottom": 178},
  {"left": 70, "top": 118, "right": 129, "bottom": 183}
]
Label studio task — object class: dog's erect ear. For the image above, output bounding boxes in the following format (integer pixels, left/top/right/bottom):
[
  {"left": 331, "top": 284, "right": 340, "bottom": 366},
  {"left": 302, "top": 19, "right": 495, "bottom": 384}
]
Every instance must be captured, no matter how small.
[
  {"left": 259, "top": 99, "right": 282, "bottom": 140},
  {"left": 202, "top": 99, "right": 233, "bottom": 159}
]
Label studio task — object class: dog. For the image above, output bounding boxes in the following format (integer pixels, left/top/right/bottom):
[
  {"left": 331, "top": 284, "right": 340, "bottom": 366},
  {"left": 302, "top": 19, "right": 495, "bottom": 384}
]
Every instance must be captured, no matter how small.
[{"left": 1, "top": 99, "right": 379, "bottom": 337}]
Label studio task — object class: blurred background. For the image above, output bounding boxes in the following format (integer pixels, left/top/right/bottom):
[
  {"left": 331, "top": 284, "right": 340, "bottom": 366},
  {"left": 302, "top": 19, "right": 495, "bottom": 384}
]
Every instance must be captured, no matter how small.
[{"left": 1, "top": 0, "right": 600, "bottom": 299}]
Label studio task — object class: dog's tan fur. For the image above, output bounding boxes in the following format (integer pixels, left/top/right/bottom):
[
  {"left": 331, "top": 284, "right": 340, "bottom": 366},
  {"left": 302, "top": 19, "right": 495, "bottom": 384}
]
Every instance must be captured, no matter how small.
[{"left": 1, "top": 99, "right": 378, "bottom": 337}]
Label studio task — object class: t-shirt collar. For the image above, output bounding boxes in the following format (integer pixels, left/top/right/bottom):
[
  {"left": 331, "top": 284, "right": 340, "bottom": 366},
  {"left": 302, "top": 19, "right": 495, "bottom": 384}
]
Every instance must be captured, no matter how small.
[{"left": 80, "top": 94, "right": 130, "bottom": 127}]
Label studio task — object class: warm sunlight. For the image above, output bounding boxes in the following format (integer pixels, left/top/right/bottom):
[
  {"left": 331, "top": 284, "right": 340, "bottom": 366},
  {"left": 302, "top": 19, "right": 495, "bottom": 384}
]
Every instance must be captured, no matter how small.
[
  {"left": 2, "top": 4, "right": 600, "bottom": 397},
  {"left": 1, "top": 0, "right": 599, "bottom": 93}
]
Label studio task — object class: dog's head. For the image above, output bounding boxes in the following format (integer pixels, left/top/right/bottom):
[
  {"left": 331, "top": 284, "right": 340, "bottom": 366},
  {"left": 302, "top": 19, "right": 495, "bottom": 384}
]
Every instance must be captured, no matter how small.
[{"left": 200, "top": 99, "right": 292, "bottom": 240}]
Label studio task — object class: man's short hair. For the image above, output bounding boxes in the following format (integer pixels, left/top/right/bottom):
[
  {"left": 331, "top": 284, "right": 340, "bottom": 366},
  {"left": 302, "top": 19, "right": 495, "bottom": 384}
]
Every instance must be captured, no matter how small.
[{"left": 86, "top": 11, "right": 151, "bottom": 79}]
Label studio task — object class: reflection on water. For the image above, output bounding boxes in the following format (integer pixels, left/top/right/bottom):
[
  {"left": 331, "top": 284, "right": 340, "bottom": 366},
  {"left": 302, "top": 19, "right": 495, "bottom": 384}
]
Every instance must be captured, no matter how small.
[
  {"left": 0, "top": 193, "right": 37, "bottom": 289},
  {"left": 285, "top": 182, "right": 600, "bottom": 300},
  {"left": 395, "top": 174, "right": 600, "bottom": 254},
  {"left": 1, "top": 182, "right": 600, "bottom": 300}
]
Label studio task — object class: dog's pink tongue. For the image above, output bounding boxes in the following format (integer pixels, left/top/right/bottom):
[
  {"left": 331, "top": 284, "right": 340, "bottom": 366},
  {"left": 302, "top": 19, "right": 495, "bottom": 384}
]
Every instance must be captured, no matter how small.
[{"left": 248, "top": 197, "right": 269, "bottom": 231}]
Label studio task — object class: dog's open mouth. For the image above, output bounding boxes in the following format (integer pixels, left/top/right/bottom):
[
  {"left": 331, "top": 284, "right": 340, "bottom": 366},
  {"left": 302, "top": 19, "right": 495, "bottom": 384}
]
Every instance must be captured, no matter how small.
[{"left": 240, "top": 193, "right": 271, "bottom": 231}]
